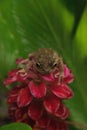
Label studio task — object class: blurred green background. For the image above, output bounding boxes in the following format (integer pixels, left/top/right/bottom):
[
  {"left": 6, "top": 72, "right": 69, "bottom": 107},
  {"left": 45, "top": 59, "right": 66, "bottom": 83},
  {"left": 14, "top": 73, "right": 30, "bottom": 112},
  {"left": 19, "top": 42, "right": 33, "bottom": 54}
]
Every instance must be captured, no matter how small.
[{"left": 0, "top": 0, "right": 87, "bottom": 129}]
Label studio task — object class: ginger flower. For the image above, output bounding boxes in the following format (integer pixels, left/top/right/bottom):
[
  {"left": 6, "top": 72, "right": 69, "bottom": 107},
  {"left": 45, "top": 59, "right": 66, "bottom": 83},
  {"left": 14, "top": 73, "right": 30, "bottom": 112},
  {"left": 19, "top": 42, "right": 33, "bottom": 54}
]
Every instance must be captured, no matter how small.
[{"left": 4, "top": 48, "right": 74, "bottom": 130}]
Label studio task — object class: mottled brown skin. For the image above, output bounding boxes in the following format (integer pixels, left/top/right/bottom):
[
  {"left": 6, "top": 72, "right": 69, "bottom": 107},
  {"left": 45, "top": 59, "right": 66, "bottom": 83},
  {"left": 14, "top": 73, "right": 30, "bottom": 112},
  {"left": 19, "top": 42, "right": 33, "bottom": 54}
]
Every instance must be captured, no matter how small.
[{"left": 29, "top": 48, "right": 64, "bottom": 84}]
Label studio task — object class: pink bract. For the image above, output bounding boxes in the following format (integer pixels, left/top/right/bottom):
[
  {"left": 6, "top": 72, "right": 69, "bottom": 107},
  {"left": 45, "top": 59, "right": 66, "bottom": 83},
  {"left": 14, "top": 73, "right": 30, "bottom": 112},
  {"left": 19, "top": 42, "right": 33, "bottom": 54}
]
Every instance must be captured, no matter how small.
[{"left": 5, "top": 57, "right": 74, "bottom": 130}]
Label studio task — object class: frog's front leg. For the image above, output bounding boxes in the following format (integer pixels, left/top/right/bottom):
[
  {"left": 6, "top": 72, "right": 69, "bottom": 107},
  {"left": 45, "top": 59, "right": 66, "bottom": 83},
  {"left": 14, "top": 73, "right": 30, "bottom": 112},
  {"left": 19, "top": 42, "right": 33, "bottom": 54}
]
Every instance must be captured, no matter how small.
[
  {"left": 25, "top": 53, "right": 35, "bottom": 71},
  {"left": 54, "top": 57, "right": 64, "bottom": 85},
  {"left": 58, "top": 56, "right": 64, "bottom": 84}
]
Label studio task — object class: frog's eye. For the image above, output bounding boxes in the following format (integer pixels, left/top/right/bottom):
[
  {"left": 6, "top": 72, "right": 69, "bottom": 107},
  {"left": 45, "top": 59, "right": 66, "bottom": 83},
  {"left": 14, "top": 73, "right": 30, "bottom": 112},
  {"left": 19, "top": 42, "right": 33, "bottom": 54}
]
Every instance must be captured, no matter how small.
[
  {"left": 52, "top": 63, "right": 57, "bottom": 68},
  {"left": 36, "top": 63, "right": 41, "bottom": 68}
]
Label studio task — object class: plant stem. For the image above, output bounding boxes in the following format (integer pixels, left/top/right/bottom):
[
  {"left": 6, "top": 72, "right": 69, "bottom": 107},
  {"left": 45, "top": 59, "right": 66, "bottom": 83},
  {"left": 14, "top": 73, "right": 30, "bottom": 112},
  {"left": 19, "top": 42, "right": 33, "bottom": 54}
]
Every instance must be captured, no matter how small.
[{"left": 65, "top": 120, "right": 87, "bottom": 129}]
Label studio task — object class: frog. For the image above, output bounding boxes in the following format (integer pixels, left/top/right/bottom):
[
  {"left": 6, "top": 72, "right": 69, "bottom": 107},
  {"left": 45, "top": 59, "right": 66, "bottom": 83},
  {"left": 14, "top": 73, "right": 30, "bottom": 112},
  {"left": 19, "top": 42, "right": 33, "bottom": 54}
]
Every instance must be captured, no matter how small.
[{"left": 29, "top": 48, "right": 64, "bottom": 84}]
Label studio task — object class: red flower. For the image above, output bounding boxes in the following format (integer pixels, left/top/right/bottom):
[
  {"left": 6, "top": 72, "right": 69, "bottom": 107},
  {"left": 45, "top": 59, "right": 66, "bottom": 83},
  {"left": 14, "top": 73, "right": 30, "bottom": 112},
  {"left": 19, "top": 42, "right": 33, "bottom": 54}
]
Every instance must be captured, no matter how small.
[{"left": 5, "top": 55, "right": 74, "bottom": 130}]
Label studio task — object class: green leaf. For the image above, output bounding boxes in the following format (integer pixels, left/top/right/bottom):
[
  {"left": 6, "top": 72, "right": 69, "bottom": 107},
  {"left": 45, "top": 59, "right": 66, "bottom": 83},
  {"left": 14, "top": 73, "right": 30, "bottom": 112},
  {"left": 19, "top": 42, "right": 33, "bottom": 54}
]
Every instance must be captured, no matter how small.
[
  {"left": 0, "top": 123, "right": 32, "bottom": 130},
  {"left": 0, "top": 0, "right": 74, "bottom": 76},
  {"left": 60, "top": 0, "right": 87, "bottom": 37}
]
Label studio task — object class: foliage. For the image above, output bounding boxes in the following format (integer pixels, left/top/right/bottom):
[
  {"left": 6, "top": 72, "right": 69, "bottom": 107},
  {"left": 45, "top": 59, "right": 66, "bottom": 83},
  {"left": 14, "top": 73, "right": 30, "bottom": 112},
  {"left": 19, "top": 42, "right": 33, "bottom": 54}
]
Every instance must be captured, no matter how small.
[
  {"left": 0, "top": 123, "right": 32, "bottom": 130},
  {"left": 0, "top": 0, "right": 87, "bottom": 129}
]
